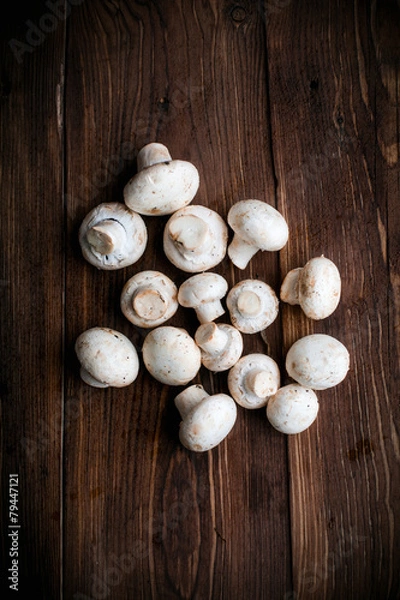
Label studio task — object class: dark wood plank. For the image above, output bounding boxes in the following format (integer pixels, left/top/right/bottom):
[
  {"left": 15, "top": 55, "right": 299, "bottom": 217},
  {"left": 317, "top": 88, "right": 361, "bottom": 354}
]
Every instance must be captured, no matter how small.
[
  {"left": 264, "top": 0, "right": 400, "bottom": 598},
  {"left": 0, "top": 2, "right": 66, "bottom": 597},
  {"left": 64, "top": 1, "right": 292, "bottom": 598},
  {"left": 2, "top": 1, "right": 397, "bottom": 598}
]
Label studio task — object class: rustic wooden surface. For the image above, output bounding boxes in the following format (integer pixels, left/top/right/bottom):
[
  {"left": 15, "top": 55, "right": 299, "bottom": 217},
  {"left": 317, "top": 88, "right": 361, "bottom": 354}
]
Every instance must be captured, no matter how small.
[{"left": 1, "top": 0, "right": 399, "bottom": 598}]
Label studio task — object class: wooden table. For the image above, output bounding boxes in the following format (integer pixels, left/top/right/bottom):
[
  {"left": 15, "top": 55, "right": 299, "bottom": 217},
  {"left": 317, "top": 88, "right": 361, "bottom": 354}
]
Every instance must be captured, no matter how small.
[{"left": 1, "top": 1, "right": 399, "bottom": 598}]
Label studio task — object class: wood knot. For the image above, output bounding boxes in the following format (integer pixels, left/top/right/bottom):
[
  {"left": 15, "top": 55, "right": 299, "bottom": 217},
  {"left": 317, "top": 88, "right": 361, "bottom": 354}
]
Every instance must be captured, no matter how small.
[
  {"left": 230, "top": 5, "right": 247, "bottom": 22},
  {"left": 347, "top": 439, "right": 374, "bottom": 461},
  {"left": 158, "top": 97, "right": 169, "bottom": 110},
  {"left": 336, "top": 112, "right": 344, "bottom": 127}
]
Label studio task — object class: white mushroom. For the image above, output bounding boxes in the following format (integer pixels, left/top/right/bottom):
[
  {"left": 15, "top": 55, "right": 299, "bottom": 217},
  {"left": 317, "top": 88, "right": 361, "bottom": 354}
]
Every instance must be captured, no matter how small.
[
  {"left": 75, "top": 327, "right": 139, "bottom": 388},
  {"left": 266, "top": 384, "right": 319, "bottom": 434},
  {"left": 163, "top": 205, "right": 228, "bottom": 273},
  {"left": 120, "top": 270, "right": 178, "bottom": 329},
  {"left": 227, "top": 199, "right": 289, "bottom": 269},
  {"left": 227, "top": 353, "right": 280, "bottom": 409},
  {"left": 79, "top": 202, "right": 147, "bottom": 270},
  {"left": 194, "top": 322, "right": 243, "bottom": 372},
  {"left": 285, "top": 333, "right": 350, "bottom": 390},
  {"left": 178, "top": 273, "right": 228, "bottom": 323},
  {"left": 142, "top": 326, "right": 201, "bottom": 385},
  {"left": 123, "top": 142, "right": 200, "bottom": 216},
  {"left": 174, "top": 384, "right": 237, "bottom": 452},
  {"left": 280, "top": 256, "right": 341, "bottom": 319},
  {"left": 226, "top": 279, "right": 279, "bottom": 333}
]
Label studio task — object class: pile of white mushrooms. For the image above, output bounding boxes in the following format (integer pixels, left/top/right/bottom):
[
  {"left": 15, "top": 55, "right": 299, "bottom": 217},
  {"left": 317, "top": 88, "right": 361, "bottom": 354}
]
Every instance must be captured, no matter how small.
[{"left": 75, "top": 142, "right": 350, "bottom": 452}]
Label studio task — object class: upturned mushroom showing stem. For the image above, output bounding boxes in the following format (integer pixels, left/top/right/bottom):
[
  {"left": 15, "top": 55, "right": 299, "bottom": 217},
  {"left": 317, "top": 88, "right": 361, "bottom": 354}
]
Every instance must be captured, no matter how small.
[
  {"left": 174, "top": 384, "right": 237, "bottom": 452},
  {"left": 163, "top": 205, "right": 228, "bottom": 273},
  {"left": 228, "top": 353, "right": 281, "bottom": 409},
  {"left": 227, "top": 199, "right": 289, "bottom": 269},
  {"left": 123, "top": 142, "right": 200, "bottom": 216},
  {"left": 79, "top": 202, "right": 147, "bottom": 270},
  {"left": 120, "top": 270, "right": 178, "bottom": 329},
  {"left": 195, "top": 322, "right": 243, "bottom": 372},
  {"left": 226, "top": 279, "right": 279, "bottom": 334}
]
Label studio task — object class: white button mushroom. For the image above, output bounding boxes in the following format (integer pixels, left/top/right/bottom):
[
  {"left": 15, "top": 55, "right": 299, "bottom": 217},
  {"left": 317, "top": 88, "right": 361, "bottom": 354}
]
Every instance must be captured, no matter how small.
[
  {"left": 120, "top": 270, "right": 178, "bottom": 329},
  {"left": 227, "top": 199, "right": 289, "bottom": 269},
  {"left": 226, "top": 279, "right": 279, "bottom": 333},
  {"left": 174, "top": 384, "right": 237, "bottom": 452},
  {"left": 75, "top": 327, "right": 139, "bottom": 388},
  {"left": 123, "top": 142, "right": 200, "bottom": 216},
  {"left": 266, "top": 384, "right": 319, "bottom": 434},
  {"left": 79, "top": 202, "right": 148, "bottom": 270},
  {"left": 178, "top": 272, "right": 229, "bottom": 323},
  {"left": 285, "top": 333, "right": 350, "bottom": 390},
  {"left": 142, "top": 326, "right": 201, "bottom": 386},
  {"left": 227, "top": 353, "right": 280, "bottom": 409},
  {"left": 280, "top": 256, "right": 341, "bottom": 320},
  {"left": 194, "top": 322, "right": 243, "bottom": 372},
  {"left": 163, "top": 205, "right": 228, "bottom": 273}
]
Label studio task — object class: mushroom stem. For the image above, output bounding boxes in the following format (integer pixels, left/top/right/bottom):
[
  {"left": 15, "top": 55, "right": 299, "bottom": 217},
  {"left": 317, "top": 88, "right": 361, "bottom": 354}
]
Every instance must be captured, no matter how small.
[
  {"left": 174, "top": 385, "right": 210, "bottom": 420},
  {"left": 245, "top": 368, "right": 278, "bottom": 398},
  {"left": 227, "top": 234, "right": 259, "bottom": 269},
  {"left": 195, "top": 323, "right": 229, "bottom": 356},
  {"left": 137, "top": 142, "right": 172, "bottom": 171},
  {"left": 132, "top": 288, "right": 168, "bottom": 321},
  {"left": 237, "top": 290, "right": 262, "bottom": 317},
  {"left": 280, "top": 268, "right": 301, "bottom": 305},
  {"left": 168, "top": 215, "right": 210, "bottom": 255},
  {"left": 195, "top": 300, "right": 225, "bottom": 324},
  {"left": 86, "top": 219, "right": 126, "bottom": 255}
]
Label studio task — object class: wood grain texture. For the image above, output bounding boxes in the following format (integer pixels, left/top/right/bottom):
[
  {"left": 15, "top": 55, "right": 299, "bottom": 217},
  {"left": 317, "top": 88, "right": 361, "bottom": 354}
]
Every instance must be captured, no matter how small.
[
  {"left": 0, "top": 0, "right": 399, "bottom": 598},
  {"left": 64, "top": 1, "right": 291, "bottom": 599},
  {"left": 265, "top": 0, "right": 400, "bottom": 598},
  {"left": 0, "top": 2, "right": 66, "bottom": 597}
]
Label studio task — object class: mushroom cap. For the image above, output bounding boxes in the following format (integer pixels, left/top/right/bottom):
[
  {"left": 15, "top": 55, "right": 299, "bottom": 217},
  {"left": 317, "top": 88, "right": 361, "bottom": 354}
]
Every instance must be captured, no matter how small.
[
  {"left": 120, "top": 270, "right": 178, "bottom": 328},
  {"left": 281, "top": 256, "right": 341, "bottom": 319},
  {"left": 267, "top": 384, "right": 319, "bottom": 434},
  {"left": 178, "top": 273, "right": 228, "bottom": 308},
  {"left": 78, "top": 202, "right": 147, "bottom": 270},
  {"left": 228, "top": 353, "right": 281, "bottom": 409},
  {"left": 123, "top": 158, "right": 199, "bottom": 216},
  {"left": 163, "top": 205, "right": 228, "bottom": 273},
  {"left": 226, "top": 279, "right": 279, "bottom": 333},
  {"left": 179, "top": 393, "right": 237, "bottom": 452},
  {"left": 195, "top": 322, "right": 243, "bottom": 372},
  {"left": 286, "top": 333, "right": 350, "bottom": 390},
  {"left": 142, "top": 326, "right": 201, "bottom": 385},
  {"left": 75, "top": 327, "right": 139, "bottom": 388},
  {"left": 227, "top": 199, "right": 289, "bottom": 251},
  {"left": 299, "top": 256, "right": 341, "bottom": 319}
]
